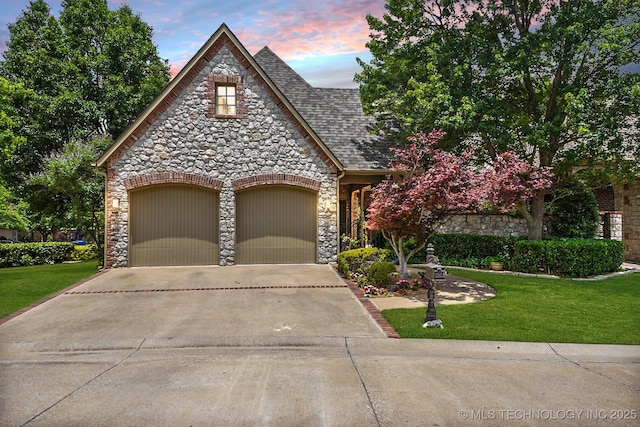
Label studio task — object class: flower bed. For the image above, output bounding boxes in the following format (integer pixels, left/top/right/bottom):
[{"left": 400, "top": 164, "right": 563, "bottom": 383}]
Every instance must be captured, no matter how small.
[{"left": 361, "top": 274, "right": 429, "bottom": 298}]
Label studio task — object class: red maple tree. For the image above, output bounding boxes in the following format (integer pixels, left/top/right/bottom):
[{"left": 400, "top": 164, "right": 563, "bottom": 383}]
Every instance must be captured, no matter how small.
[{"left": 367, "top": 130, "right": 553, "bottom": 277}]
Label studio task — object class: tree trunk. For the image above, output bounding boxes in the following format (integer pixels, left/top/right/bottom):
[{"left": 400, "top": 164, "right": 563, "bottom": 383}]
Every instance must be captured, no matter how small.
[
  {"left": 397, "top": 247, "right": 409, "bottom": 278},
  {"left": 516, "top": 189, "right": 546, "bottom": 241}
]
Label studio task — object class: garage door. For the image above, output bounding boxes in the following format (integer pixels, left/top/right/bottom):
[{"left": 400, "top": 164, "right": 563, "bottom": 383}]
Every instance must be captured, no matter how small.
[
  {"left": 235, "top": 185, "right": 317, "bottom": 264},
  {"left": 129, "top": 184, "right": 219, "bottom": 266}
]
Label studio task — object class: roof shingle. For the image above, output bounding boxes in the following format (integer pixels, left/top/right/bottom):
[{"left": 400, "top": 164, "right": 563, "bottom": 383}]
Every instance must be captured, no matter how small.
[{"left": 253, "top": 47, "right": 393, "bottom": 171}]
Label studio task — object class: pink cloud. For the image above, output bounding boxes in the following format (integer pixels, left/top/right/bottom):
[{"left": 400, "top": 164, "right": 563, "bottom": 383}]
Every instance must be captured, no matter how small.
[
  {"left": 238, "top": 0, "right": 386, "bottom": 61},
  {"left": 166, "top": 0, "right": 387, "bottom": 80}
]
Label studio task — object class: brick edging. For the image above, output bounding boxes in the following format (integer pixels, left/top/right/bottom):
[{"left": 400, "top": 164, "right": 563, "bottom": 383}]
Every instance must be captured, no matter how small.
[
  {"left": 333, "top": 266, "right": 401, "bottom": 339},
  {"left": 0, "top": 268, "right": 108, "bottom": 326}
]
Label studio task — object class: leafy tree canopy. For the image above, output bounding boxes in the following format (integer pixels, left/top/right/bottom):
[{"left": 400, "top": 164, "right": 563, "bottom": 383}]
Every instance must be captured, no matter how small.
[
  {"left": 357, "top": 0, "right": 640, "bottom": 239},
  {"left": 24, "top": 136, "right": 109, "bottom": 248},
  {"left": 367, "top": 130, "right": 552, "bottom": 277},
  {"left": 0, "top": 77, "right": 32, "bottom": 170},
  {"left": 1, "top": 0, "right": 170, "bottom": 184}
]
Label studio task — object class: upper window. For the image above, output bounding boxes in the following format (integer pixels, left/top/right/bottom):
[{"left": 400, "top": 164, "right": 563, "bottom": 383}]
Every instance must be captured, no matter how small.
[{"left": 216, "top": 84, "right": 236, "bottom": 116}]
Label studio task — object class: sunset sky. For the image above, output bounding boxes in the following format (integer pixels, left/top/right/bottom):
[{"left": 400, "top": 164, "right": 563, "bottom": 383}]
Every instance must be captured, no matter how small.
[{"left": 1, "top": 0, "right": 388, "bottom": 88}]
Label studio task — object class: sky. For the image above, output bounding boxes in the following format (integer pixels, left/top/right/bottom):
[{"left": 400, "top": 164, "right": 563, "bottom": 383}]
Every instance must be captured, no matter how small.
[{"left": 0, "top": 0, "right": 388, "bottom": 88}]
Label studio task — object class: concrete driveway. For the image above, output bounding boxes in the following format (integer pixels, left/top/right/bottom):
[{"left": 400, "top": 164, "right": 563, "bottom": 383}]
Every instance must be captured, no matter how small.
[
  {"left": 0, "top": 265, "right": 385, "bottom": 341},
  {"left": 1, "top": 265, "right": 639, "bottom": 426}
]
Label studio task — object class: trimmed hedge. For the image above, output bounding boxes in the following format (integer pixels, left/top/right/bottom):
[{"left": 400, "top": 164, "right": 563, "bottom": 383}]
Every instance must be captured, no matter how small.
[
  {"left": 399, "top": 234, "right": 526, "bottom": 264},
  {"left": 0, "top": 242, "right": 75, "bottom": 267},
  {"left": 511, "top": 239, "right": 623, "bottom": 277},
  {"left": 338, "top": 248, "right": 393, "bottom": 278}
]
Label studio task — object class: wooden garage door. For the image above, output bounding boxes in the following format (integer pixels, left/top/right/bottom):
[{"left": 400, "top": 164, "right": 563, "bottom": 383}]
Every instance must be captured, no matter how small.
[
  {"left": 129, "top": 184, "right": 219, "bottom": 266},
  {"left": 235, "top": 185, "right": 317, "bottom": 264}
]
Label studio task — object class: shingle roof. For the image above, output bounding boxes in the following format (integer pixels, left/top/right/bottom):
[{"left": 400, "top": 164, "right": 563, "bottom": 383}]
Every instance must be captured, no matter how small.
[{"left": 253, "top": 47, "right": 393, "bottom": 171}]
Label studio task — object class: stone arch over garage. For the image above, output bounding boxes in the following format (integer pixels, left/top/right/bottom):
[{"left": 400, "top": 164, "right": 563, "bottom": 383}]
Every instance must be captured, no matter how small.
[
  {"left": 123, "top": 172, "right": 224, "bottom": 191},
  {"left": 232, "top": 173, "right": 322, "bottom": 192}
]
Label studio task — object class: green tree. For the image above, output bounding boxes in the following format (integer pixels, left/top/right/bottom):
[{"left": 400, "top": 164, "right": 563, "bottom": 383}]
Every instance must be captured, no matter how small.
[
  {"left": 0, "top": 0, "right": 71, "bottom": 184},
  {"left": 0, "top": 184, "right": 30, "bottom": 232},
  {"left": 0, "top": 77, "right": 31, "bottom": 170},
  {"left": 356, "top": 0, "right": 640, "bottom": 240},
  {"left": 548, "top": 178, "right": 600, "bottom": 239},
  {"left": 1, "top": 0, "right": 170, "bottom": 183},
  {"left": 25, "top": 137, "right": 109, "bottom": 251}
]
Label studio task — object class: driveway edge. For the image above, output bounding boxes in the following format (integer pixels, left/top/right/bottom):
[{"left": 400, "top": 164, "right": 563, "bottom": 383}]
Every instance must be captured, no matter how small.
[{"left": 333, "top": 265, "right": 401, "bottom": 339}]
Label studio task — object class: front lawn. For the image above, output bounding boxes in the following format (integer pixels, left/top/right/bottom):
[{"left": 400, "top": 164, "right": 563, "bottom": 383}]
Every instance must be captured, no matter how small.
[
  {"left": 382, "top": 269, "right": 640, "bottom": 344},
  {"left": 0, "top": 261, "right": 99, "bottom": 318}
]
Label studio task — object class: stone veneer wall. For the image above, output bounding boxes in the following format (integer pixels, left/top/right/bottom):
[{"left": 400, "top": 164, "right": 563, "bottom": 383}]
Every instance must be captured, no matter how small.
[
  {"left": 438, "top": 213, "right": 624, "bottom": 242},
  {"left": 105, "top": 45, "right": 337, "bottom": 267},
  {"left": 596, "top": 212, "right": 623, "bottom": 241},
  {"left": 615, "top": 178, "right": 640, "bottom": 262},
  {"left": 436, "top": 214, "right": 529, "bottom": 237}
]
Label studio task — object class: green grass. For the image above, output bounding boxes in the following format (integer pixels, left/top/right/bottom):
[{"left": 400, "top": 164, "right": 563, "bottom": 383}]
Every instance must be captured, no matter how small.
[
  {"left": 0, "top": 260, "right": 99, "bottom": 318},
  {"left": 382, "top": 269, "right": 640, "bottom": 344}
]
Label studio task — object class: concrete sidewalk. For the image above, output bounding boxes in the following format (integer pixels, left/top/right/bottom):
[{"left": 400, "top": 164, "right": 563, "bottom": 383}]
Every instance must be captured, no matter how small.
[{"left": 1, "top": 265, "right": 638, "bottom": 426}]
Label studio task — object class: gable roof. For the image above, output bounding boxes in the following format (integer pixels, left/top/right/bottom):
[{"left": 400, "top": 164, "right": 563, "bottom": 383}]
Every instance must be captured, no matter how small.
[
  {"left": 253, "top": 47, "right": 393, "bottom": 171},
  {"left": 96, "top": 24, "right": 342, "bottom": 171},
  {"left": 96, "top": 24, "right": 392, "bottom": 172}
]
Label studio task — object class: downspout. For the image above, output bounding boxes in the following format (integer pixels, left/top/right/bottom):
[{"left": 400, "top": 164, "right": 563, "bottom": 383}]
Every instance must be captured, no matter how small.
[
  {"left": 336, "top": 169, "right": 346, "bottom": 257},
  {"left": 94, "top": 165, "right": 108, "bottom": 270}
]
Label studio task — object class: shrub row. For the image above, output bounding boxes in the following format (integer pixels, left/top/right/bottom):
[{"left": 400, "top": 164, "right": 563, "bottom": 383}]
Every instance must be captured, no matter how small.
[
  {"left": 337, "top": 248, "right": 393, "bottom": 279},
  {"left": 0, "top": 242, "right": 75, "bottom": 267},
  {"left": 391, "top": 233, "right": 623, "bottom": 277},
  {"left": 398, "top": 234, "right": 525, "bottom": 264},
  {"left": 511, "top": 239, "right": 623, "bottom": 278}
]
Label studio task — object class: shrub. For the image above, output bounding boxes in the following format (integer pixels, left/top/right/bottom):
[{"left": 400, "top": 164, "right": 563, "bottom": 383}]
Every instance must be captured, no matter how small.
[
  {"left": 0, "top": 242, "right": 75, "bottom": 268},
  {"left": 70, "top": 244, "right": 99, "bottom": 261},
  {"left": 511, "top": 239, "right": 623, "bottom": 277},
  {"left": 367, "top": 261, "right": 397, "bottom": 287},
  {"left": 338, "top": 248, "right": 393, "bottom": 279},
  {"left": 397, "top": 234, "right": 525, "bottom": 264},
  {"left": 548, "top": 179, "right": 599, "bottom": 238}
]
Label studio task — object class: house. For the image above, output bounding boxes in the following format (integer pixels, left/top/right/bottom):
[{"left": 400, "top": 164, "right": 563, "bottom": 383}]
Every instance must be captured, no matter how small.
[
  {"left": 96, "top": 24, "right": 393, "bottom": 268},
  {"left": 96, "top": 24, "right": 639, "bottom": 268}
]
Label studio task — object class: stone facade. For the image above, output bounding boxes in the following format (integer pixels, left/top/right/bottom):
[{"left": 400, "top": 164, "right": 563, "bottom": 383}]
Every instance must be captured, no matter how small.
[
  {"left": 437, "top": 212, "right": 624, "bottom": 243},
  {"left": 615, "top": 178, "right": 640, "bottom": 262},
  {"left": 104, "top": 44, "right": 337, "bottom": 267},
  {"left": 596, "top": 212, "right": 623, "bottom": 241},
  {"left": 436, "top": 214, "right": 529, "bottom": 237}
]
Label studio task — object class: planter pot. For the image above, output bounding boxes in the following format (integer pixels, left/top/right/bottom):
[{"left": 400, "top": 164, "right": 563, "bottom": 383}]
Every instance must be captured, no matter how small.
[{"left": 490, "top": 262, "right": 504, "bottom": 271}]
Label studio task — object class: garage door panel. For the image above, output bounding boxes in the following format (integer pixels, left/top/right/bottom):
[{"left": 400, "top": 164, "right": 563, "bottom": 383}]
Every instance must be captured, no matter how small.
[
  {"left": 129, "top": 185, "right": 219, "bottom": 266},
  {"left": 236, "top": 185, "right": 317, "bottom": 264}
]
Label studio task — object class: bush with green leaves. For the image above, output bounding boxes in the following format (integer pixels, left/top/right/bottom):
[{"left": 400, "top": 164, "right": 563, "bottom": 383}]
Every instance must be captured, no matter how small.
[
  {"left": 511, "top": 239, "right": 623, "bottom": 277},
  {"left": 70, "top": 244, "right": 99, "bottom": 261},
  {"left": 337, "top": 248, "right": 393, "bottom": 279},
  {"left": 395, "top": 234, "right": 525, "bottom": 264},
  {"left": 367, "top": 261, "right": 397, "bottom": 287},
  {"left": 548, "top": 179, "right": 599, "bottom": 239},
  {"left": 0, "top": 242, "right": 74, "bottom": 267}
]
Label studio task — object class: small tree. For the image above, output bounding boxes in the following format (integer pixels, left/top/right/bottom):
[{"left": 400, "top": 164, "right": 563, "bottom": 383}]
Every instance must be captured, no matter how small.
[
  {"left": 548, "top": 178, "right": 599, "bottom": 239},
  {"left": 25, "top": 136, "right": 108, "bottom": 252},
  {"left": 367, "top": 130, "right": 553, "bottom": 278}
]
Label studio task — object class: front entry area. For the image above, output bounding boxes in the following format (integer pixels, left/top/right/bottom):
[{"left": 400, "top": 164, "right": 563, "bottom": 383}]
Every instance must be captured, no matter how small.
[
  {"left": 128, "top": 184, "right": 220, "bottom": 266},
  {"left": 235, "top": 185, "right": 317, "bottom": 264}
]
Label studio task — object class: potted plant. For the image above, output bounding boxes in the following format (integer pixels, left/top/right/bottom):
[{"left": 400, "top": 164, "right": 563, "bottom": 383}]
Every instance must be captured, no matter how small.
[{"left": 488, "top": 256, "right": 504, "bottom": 271}]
